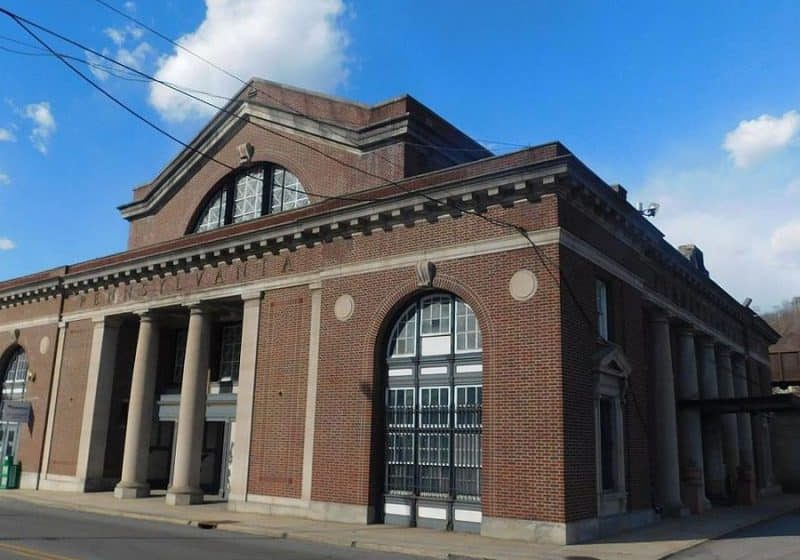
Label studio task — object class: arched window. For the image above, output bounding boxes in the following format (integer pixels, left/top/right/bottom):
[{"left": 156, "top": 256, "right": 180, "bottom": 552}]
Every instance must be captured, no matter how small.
[
  {"left": 1, "top": 347, "right": 28, "bottom": 459},
  {"left": 192, "top": 164, "right": 310, "bottom": 233},
  {"left": 384, "top": 293, "right": 483, "bottom": 532},
  {"left": 1, "top": 347, "right": 27, "bottom": 402}
]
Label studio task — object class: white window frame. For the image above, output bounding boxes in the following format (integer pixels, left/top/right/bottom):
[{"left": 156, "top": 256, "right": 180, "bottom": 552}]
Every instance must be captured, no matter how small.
[{"left": 593, "top": 350, "right": 630, "bottom": 517}]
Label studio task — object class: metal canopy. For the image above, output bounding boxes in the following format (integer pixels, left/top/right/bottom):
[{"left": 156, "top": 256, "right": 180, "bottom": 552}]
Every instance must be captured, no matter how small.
[{"left": 678, "top": 394, "right": 800, "bottom": 414}]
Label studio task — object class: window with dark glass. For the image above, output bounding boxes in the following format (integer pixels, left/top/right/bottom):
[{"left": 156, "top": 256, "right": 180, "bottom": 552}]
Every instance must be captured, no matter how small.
[
  {"left": 191, "top": 164, "right": 309, "bottom": 233},
  {"left": 218, "top": 323, "right": 242, "bottom": 382},
  {"left": 172, "top": 329, "right": 187, "bottom": 385},
  {"left": 385, "top": 293, "right": 483, "bottom": 504},
  {"left": 599, "top": 395, "right": 617, "bottom": 491}
]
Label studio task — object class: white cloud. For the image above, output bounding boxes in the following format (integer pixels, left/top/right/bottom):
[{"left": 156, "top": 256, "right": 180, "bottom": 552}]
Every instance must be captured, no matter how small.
[
  {"left": 0, "top": 172, "right": 10, "bottom": 185},
  {"left": 786, "top": 177, "right": 800, "bottom": 196},
  {"left": 636, "top": 161, "right": 800, "bottom": 311},
  {"left": 85, "top": 49, "right": 111, "bottom": 81},
  {"left": 124, "top": 1, "right": 136, "bottom": 12},
  {"left": 771, "top": 221, "right": 800, "bottom": 259},
  {"left": 149, "top": 0, "right": 350, "bottom": 122},
  {"left": 116, "top": 41, "right": 152, "bottom": 70},
  {"left": 23, "top": 102, "right": 56, "bottom": 154},
  {"left": 0, "top": 238, "right": 15, "bottom": 251},
  {"left": 128, "top": 26, "right": 144, "bottom": 41},
  {"left": 104, "top": 27, "right": 127, "bottom": 47},
  {"left": 723, "top": 110, "right": 800, "bottom": 168},
  {"left": 0, "top": 128, "right": 15, "bottom": 142}
]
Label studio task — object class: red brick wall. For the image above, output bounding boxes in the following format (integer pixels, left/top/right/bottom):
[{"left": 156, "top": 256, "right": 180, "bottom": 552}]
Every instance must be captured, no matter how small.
[
  {"left": 0, "top": 322, "right": 59, "bottom": 473},
  {"left": 247, "top": 287, "right": 311, "bottom": 498},
  {"left": 308, "top": 239, "right": 566, "bottom": 522},
  {"left": 65, "top": 200, "right": 556, "bottom": 317},
  {"left": 47, "top": 319, "right": 92, "bottom": 476},
  {"left": 558, "top": 246, "right": 652, "bottom": 521},
  {"left": 126, "top": 124, "right": 406, "bottom": 249}
]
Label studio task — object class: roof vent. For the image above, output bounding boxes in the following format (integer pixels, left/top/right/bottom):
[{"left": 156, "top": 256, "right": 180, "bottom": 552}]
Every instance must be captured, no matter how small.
[{"left": 678, "top": 244, "right": 708, "bottom": 277}]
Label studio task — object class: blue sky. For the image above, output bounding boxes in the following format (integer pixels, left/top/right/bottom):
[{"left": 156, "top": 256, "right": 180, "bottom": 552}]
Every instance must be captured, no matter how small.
[{"left": 1, "top": 1, "right": 799, "bottom": 311}]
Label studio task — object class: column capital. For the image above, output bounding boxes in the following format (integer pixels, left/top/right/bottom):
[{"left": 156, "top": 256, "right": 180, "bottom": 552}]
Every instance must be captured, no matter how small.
[
  {"left": 92, "top": 315, "right": 122, "bottom": 328},
  {"left": 716, "top": 345, "right": 732, "bottom": 359},
  {"left": 136, "top": 310, "right": 158, "bottom": 323},
  {"left": 696, "top": 334, "right": 717, "bottom": 348},
  {"left": 648, "top": 307, "right": 670, "bottom": 324},
  {"left": 183, "top": 301, "right": 211, "bottom": 315},
  {"left": 240, "top": 289, "right": 262, "bottom": 302},
  {"left": 676, "top": 325, "right": 695, "bottom": 337}
]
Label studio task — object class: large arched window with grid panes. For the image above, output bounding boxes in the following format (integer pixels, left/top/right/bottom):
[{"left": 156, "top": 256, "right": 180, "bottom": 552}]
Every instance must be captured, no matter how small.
[
  {"left": 190, "top": 163, "right": 310, "bottom": 233},
  {"left": 383, "top": 293, "right": 483, "bottom": 533},
  {"left": 1, "top": 347, "right": 28, "bottom": 459}
]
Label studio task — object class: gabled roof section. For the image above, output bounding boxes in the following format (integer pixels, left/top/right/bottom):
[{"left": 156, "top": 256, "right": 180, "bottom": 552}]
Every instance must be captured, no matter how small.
[{"left": 119, "top": 79, "right": 491, "bottom": 221}]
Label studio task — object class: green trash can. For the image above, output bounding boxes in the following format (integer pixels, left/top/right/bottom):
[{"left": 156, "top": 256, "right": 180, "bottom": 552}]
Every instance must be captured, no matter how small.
[{"left": 6, "top": 463, "right": 19, "bottom": 489}]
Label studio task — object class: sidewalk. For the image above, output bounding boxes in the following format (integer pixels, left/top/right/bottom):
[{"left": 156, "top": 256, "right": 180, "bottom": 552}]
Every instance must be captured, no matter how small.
[{"left": 2, "top": 489, "right": 799, "bottom": 560}]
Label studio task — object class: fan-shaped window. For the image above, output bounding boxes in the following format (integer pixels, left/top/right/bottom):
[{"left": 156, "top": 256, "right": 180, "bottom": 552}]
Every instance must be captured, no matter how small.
[
  {"left": 1, "top": 347, "right": 27, "bottom": 402},
  {"left": 191, "top": 164, "right": 310, "bottom": 233}
]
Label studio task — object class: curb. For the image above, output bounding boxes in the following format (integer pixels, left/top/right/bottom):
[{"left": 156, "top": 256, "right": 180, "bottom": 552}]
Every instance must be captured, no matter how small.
[
  {"left": 658, "top": 504, "right": 800, "bottom": 559},
  {"left": 0, "top": 493, "right": 447, "bottom": 559}
]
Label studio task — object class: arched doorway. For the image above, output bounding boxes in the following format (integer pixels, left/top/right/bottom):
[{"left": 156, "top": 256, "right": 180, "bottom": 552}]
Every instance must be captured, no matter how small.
[
  {"left": 382, "top": 292, "right": 483, "bottom": 533},
  {"left": 0, "top": 346, "right": 28, "bottom": 459}
]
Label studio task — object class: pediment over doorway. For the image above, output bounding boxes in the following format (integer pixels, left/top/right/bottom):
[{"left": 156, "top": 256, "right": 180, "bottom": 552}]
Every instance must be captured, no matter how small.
[{"left": 593, "top": 343, "right": 631, "bottom": 378}]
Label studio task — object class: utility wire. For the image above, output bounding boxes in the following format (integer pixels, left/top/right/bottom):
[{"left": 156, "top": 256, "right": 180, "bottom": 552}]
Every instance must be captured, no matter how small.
[
  {"left": 6, "top": 6, "right": 764, "bottom": 399},
  {"left": 3, "top": 5, "right": 602, "bottom": 341},
  {"left": 88, "top": 0, "right": 529, "bottom": 155}
]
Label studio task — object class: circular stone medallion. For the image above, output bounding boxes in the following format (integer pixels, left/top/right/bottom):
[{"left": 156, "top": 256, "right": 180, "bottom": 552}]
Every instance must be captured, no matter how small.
[
  {"left": 509, "top": 269, "right": 538, "bottom": 301},
  {"left": 334, "top": 294, "right": 355, "bottom": 322},
  {"left": 39, "top": 335, "right": 51, "bottom": 355}
]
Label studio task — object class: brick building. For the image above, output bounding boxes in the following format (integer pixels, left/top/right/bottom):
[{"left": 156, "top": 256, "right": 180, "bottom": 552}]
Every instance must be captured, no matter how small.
[{"left": 0, "top": 80, "right": 780, "bottom": 543}]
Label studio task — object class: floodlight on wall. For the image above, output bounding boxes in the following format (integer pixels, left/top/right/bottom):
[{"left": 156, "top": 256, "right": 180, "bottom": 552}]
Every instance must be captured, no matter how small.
[
  {"left": 742, "top": 297, "right": 752, "bottom": 308},
  {"left": 637, "top": 202, "right": 660, "bottom": 218}
]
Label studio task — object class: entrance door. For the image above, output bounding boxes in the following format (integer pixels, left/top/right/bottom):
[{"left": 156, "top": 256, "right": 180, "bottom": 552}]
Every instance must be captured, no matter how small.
[
  {"left": 0, "top": 422, "right": 20, "bottom": 460},
  {"left": 199, "top": 421, "right": 226, "bottom": 496}
]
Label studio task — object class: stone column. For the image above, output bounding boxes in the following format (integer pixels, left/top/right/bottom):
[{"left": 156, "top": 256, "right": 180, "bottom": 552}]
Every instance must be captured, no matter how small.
[
  {"left": 166, "top": 304, "right": 211, "bottom": 506},
  {"left": 40, "top": 321, "right": 67, "bottom": 486},
  {"left": 76, "top": 316, "right": 120, "bottom": 491},
  {"left": 675, "top": 327, "right": 707, "bottom": 513},
  {"left": 698, "top": 336, "right": 725, "bottom": 499},
  {"left": 115, "top": 312, "right": 160, "bottom": 498},
  {"left": 301, "top": 282, "right": 323, "bottom": 503},
  {"left": 732, "top": 354, "right": 756, "bottom": 504},
  {"left": 228, "top": 291, "right": 261, "bottom": 503},
  {"left": 715, "top": 346, "right": 740, "bottom": 495},
  {"left": 648, "top": 309, "right": 683, "bottom": 515},
  {"left": 750, "top": 362, "right": 778, "bottom": 495}
]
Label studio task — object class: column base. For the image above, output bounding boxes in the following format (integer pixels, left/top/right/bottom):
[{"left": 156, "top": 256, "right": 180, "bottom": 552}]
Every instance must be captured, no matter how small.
[
  {"left": 166, "top": 487, "right": 204, "bottom": 506},
  {"left": 114, "top": 482, "right": 150, "bottom": 499},
  {"left": 660, "top": 503, "right": 690, "bottom": 518},
  {"left": 736, "top": 466, "right": 758, "bottom": 505},
  {"left": 758, "top": 484, "right": 783, "bottom": 498}
]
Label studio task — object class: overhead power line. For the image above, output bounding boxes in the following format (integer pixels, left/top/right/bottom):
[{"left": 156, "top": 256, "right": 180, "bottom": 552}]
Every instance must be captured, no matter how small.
[{"left": 1, "top": 5, "right": 603, "bottom": 346}]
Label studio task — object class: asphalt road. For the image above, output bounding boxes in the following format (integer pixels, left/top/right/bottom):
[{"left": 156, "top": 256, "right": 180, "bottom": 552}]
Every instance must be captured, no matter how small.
[
  {"left": 672, "top": 510, "right": 800, "bottom": 560},
  {"left": 0, "top": 499, "right": 421, "bottom": 560}
]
